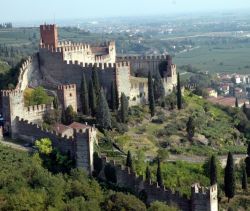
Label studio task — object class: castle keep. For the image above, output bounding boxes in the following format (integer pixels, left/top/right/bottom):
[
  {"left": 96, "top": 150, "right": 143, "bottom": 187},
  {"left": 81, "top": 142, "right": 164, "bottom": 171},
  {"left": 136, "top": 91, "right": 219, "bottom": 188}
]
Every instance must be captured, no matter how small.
[
  {"left": 0, "top": 24, "right": 217, "bottom": 211},
  {"left": 38, "top": 24, "right": 177, "bottom": 106}
]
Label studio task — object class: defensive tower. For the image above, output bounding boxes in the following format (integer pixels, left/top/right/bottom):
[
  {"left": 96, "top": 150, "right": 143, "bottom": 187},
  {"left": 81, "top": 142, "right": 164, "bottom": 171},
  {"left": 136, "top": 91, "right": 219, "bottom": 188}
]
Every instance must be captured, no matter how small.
[
  {"left": 40, "top": 24, "right": 58, "bottom": 48},
  {"left": 57, "top": 84, "right": 78, "bottom": 112}
]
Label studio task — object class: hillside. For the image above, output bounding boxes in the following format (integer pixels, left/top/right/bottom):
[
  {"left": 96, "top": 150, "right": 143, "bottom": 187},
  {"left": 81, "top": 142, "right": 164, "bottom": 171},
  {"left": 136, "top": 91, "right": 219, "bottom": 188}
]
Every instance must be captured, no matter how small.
[
  {"left": 0, "top": 144, "right": 181, "bottom": 211},
  {"left": 101, "top": 91, "right": 247, "bottom": 162}
]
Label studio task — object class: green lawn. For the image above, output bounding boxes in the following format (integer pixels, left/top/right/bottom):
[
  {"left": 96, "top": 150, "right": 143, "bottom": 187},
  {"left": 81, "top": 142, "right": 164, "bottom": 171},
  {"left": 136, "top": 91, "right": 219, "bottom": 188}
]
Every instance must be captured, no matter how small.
[{"left": 174, "top": 44, "right": 250, "bottom": 74}]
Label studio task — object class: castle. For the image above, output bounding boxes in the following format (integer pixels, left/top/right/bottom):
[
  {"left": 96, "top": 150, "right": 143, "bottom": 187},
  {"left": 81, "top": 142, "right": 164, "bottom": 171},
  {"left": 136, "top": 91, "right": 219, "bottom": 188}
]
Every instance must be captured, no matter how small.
[{"left": 0, "top": 24, "right": 218, "bottom": 211}]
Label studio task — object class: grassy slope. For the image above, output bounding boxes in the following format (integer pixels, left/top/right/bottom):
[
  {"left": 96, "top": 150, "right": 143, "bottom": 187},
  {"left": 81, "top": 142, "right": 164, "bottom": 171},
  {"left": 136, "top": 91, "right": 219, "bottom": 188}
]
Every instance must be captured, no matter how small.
[
  {"left": 174, "top": 44, "right": 250, "bottom": 74},
  {"left": 107, "top": 92, "right": 246, "bottom": 161}
]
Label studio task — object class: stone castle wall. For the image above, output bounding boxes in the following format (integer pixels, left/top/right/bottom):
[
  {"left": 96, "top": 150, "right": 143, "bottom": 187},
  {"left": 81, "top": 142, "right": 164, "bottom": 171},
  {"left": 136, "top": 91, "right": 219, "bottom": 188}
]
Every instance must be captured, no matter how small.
[
  {"left": 117, "top": 55, "right": 172, "bottom": 76},
  {"left": 130, "top": 76, "right": 148, "bottom": 106},
  {"left": 39, "top": 48, "right": 116, "bottom": 93},
  {"left": 0, "top": 90, "right": 53, "bottom": 137},
  {"left": 14, "top": 117, "right": 96, "bottom": 173},
  {"left": 99, "top": 157, "right": 218, "bottom": 211}
]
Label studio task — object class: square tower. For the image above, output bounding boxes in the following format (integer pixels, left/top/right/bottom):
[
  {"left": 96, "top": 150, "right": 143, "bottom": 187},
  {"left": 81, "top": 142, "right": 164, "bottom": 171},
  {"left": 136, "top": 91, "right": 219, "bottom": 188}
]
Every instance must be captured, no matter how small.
[
  {"left": 57, "top": 84, "right": 77, "bottom": 112},
  {"left": 40, "top": 24, "right": 58, "bottom": 48}
]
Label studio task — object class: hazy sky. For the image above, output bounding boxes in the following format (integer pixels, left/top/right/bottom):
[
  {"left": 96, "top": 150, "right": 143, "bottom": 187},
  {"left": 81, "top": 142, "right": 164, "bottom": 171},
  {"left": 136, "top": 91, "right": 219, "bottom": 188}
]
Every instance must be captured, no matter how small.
[{"left": 1, "top": 0, "right": 250, "bottom": 22}]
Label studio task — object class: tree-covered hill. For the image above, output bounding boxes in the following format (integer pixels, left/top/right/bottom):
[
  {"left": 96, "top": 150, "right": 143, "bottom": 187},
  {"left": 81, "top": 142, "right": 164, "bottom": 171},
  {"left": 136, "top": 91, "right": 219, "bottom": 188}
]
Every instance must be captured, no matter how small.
[{"left": 0, "top": 144, "right": 178, "bottom": 211}]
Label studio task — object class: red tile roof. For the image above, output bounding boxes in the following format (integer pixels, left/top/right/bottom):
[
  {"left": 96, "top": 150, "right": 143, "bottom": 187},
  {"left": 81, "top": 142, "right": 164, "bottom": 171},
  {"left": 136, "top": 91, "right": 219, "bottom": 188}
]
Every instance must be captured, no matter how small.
[
  {"left": 207, "top": 96, "right": 247, "bottom": 107},
  {"left": 53, "top": 123, "right": 72, "bottom": 134},
  {"left": 69, "top": 122, "right": 90, "bottom": 130}
]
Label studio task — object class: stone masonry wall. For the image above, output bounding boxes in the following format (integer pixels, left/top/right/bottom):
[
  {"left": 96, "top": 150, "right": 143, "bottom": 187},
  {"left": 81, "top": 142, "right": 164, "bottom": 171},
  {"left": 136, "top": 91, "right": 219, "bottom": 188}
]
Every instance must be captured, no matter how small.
[
  {"left": 99, "top": 157, "right": 218, "bottom": 211},
  {"left": 15, "top": 117, "right": 75, "bottom": 153},
  {"left": 99, "top": 157, "right": 190, "bottom": 211},
  {"left": 117, "top": 55, "right": 172, "bottom": 76},
  {"left": 14, "top": 117, "right": 96, "bottom": 174}
]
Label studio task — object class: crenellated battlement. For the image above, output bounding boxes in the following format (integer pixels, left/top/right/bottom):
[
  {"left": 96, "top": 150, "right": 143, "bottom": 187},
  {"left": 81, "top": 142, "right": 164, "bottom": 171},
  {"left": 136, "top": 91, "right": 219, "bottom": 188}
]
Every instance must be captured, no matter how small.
[
  {"left": 57, "top": 84, "right": 76, "bottom": 91},
  {"left": 64, "top": 60, "right": 130, "bottom": 70},
  {"left": 16, "top": 116, "right": 74, "bottom": 140},
  {"left": 40, "top": 24, "right": 56, "bottom": 31},
  {"left": 100, "top": 156, "right": 217, "bottom": 211},
  {"left": 116, "top": 61, "right": 130, "bottom": 67},
  {"left": 24, "top": 103, "right": 53, "bottom": 113},
  {"left": 117, "top": 55, "right": 170, "bottom": 61},
  {"left": 0, "top": 89, "right": 23, "bottom": 97},
  {"left": 101, "top": 156, "right": 188, "bottom": 200},
  {"left": 191, "top": 183, "right": 217, "bottom": 197}
]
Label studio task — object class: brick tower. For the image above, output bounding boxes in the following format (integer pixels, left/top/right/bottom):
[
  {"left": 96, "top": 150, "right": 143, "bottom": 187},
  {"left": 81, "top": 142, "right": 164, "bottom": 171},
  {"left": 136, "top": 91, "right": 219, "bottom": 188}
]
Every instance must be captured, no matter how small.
[{"left": 40, "top": 24, "right": 58, "bottom": 48}]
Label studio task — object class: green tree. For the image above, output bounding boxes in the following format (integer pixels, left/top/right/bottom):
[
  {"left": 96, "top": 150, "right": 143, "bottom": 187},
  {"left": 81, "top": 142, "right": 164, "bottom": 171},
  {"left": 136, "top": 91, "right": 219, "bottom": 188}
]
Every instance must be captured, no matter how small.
[
  {"left": 186, "top": 116, "right": 195, "bottom": 141},
  {"left": 96, "top": 89, "right": 111, "bottom": 130},
  {"left": 242, "top": 166, "right": 248, "bottom": 191},
  {"left": 93, "top": 152, "right": 103, "bottom": 177},
  {"left": 126, "top": 151, "right": 133, "bottom": 171},
  {"left": 148, "top": 71, "right": 155, "bottom": 117},
  {"left": 92, "top": 69, "right": 100, "bottom": 97},
  {"left": 156, "top": 158, "right": 163, "bottom": 187},
  {"left": 119, "top": 93, "right": 129, "bottom": 123},
  {"left": 53, "top": 96, "right": 59, "bottom": 109},
  {"left": 177, "top": 73, "right": 182, "bottom": 110},
  {"left": 224, "top": 152, "right": 235, "bottom": 202},
  {"left": 88, "top": 79, "right": 97, "bottom": 116},
  {"left": 145, "top": 166, "right": 151, "bottom": 181},
  {"left": 80, "top": 73, "right": 90, "bottom": 115},
  {"left": 102, "top": 192, "right": 146, "bottom": 211},
  {"left": 110, "top": 81, "right": 118, "bottom": 111},
  {"left": 245, "top": 142, "right": 250, "bottom": 177},
  {"left": 43, "top": 109, "right": 61, "bottom": 125},
  {"left": 210, "top": 155, "right": 217, "bottom": 185},
  {"left": 29, "top": 86, "right": 51, "bottom": 106},
  {"left": 148, "top": 201, "right": 178, "bottom": 211},
  {"left": 153, "top": 70, "right": 165, "bottom": 102},
  {"left": 63, "top": 105, "right": 76, "bottom": 125},
  {"left": 235, "top": 98, "right": 239, "bottom": 108},
  {"left": 104, "top": 163, "right": 117, "bottom": 183},
  {"left": 35, "top": 138, "right": 53, "bottom": 155}
]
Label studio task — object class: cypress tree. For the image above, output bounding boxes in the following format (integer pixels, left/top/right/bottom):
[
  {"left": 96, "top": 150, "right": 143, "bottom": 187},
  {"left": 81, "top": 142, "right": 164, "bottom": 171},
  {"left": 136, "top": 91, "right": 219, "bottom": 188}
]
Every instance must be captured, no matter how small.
[
  {"left": 247, "top": 142, "right": 250, "bottom": 156},
  {"left": 242, "top": 166, "right": 248, "bottom": 191},
  {"left": 119, "top": 93, "right": 129, "bottom": 123},
  {"left": 110, "top": 81, "right": 117, "bottom": 111},
  {"left": 145, "top": 166, "right": 151, "bottom": 181},
  {"left": 210, "top": 155, "right": 217, "bottom": 185},
  {"left": 89, "top": 79, "right": 97, "bottom": 116},
  {"left": 224, "top": 152, "right": 235, "bottom": 202},
  {"left": 92, "top": 69, "right": 100, "bottom": 97},
  {"left": 186, "top": 116, "right": 195, "bottom": 141},
  {"left": 93, "top": 152, "right": 103, "bottom": 177},
  {"left": 148, "top": 71, "right": 155, "bottom": 117},
  {"left": 235, "top": 98, "right": 239, "bottom": 108},
  {"left": 153, "top": 70, "right": 165, "bottom": 102},
  {"left": 96, "top": 89, "right": 111, "bottom": 130},
  {"left": 177, "top": 72, "right": 182, "bottom": 110},
  {"left": 243, "top": 103, "right": 247, "bottom": 114},
  {"left": 156, "top": 158, "right": 163, "bottom": 187},
  {"left": 245, "top": 142, "right": 250, "bottom": 177},
  {"left": 80, "top": 73, "right": 89, "bottom": 115},
  {"left": 53, "top": 96, "right": 59, "bottom": 109},
  {"left": 64, "top": 105, "right": 76, "bottom": 125},
  {"left": 126, "top": 151, "right": 133, "bottom": 171}
]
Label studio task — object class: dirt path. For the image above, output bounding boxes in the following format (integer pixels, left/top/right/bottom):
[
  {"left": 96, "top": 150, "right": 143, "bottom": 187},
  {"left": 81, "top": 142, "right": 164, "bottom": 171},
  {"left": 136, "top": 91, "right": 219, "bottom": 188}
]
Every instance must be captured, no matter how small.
[
  {"left": 0, "top": 139, "right": 32, "bottom": 152},
  {"left": 168, "top": 154, "right": 247, "bottom": 167}
]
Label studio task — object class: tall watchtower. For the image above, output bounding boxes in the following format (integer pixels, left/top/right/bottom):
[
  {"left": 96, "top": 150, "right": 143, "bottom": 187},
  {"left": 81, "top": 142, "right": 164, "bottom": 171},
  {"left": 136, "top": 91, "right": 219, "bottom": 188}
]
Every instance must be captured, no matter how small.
[
  {"left": 57, "top": 84, "right": 77, "bottom": 112},
  {"left": 0, "top": 90, "right": 24, "bottom": 137},
  {"left": 40, "top": 24, "right": 58, "bottom": 48}
]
